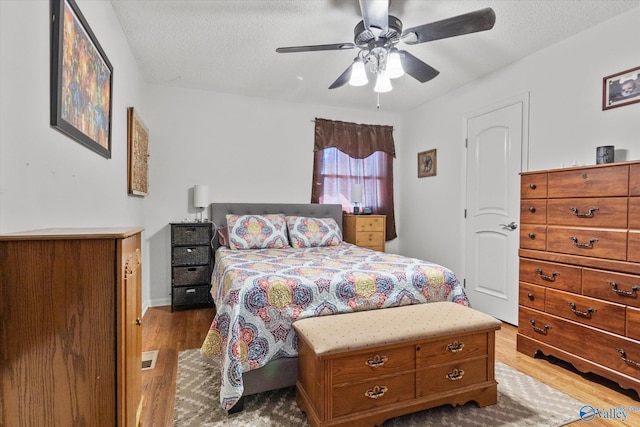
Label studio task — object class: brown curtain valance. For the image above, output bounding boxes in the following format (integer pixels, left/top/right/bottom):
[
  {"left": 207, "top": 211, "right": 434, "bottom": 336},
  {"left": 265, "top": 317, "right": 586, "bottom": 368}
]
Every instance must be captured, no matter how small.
[{"left": 314, "top": 118, "right": 396, "bottom": 159}]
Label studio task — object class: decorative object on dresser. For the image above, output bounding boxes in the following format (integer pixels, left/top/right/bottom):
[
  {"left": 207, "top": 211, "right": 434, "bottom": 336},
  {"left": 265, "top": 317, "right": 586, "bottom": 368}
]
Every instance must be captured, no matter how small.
[
  {"left": 342, "top": 213, "right": 386, "bottom": 251},
  {"left": 171, "top": 222, "right": 214, "bottom": 311},
  {"left": 294, "top": 302, "right": 502, "bottom": 427},
  {"left": 518, "top": 160, "right": 640, "bottom": 396},
  {"left": 0, "top": 228, "right": 143, "bottom": 427}
]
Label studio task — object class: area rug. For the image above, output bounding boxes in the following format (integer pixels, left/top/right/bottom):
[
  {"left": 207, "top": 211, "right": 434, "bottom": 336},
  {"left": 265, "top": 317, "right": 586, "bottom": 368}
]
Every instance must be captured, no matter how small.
[{"left": 174, "top": 349, "right": 582, "bottom": 426}]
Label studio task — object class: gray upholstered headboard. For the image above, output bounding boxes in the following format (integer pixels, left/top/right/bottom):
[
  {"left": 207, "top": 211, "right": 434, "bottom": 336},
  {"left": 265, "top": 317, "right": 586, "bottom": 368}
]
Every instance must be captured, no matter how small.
[{"left": 209, "top": 202, "right": 344, "bottom": 251}]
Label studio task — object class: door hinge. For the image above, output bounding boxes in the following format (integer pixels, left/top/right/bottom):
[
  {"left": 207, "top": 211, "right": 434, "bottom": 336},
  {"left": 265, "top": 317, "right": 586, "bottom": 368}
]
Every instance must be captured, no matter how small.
[
  {"left": 463, "top": 278, "right": 466, "bottom": 288},
  {"left": 464, "top": 209, "right": 467, "bottom": 218},
  {"left": 465, "top": 138, "right": 468, "bottom": 148}
]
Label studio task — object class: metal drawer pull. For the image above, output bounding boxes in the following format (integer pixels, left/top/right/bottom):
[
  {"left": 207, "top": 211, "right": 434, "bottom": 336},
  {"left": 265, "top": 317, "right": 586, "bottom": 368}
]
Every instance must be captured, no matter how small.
[
  {"left": 570, "top": 207, "right": 599, "bottom": 218},
  {"left": 186, "top": 289, "right": 196, "bottom": 294},
  {"left": 527, "top": 293, "right": 534, "bottom": 300},
  {"left": 536, "top": 268, "right": 559, "bottom": 281},
  {"left": 446, "top": 341, "right": 465, "bottom": 353},
  {"left": 529, "top": 319, "right": 551, "bottom": 334},
  {"left": 617, "top": 349, "right": 640, "bottom": 368},
  {"left": 529, "top": 184, "right": 537, "bottom": 189},
  {"left": 569, "top": 236, "right": 598, "bottom": 248},
  {"left": 568, "top": 302, "right": 596, "bottom": 318},
  {"left": 365, "top": 355, "right": 388, "bottom": 368},
  {"left": 609, "top": 281, "right": 640, "bottom": 296},
  {"left": 446, "top": 368, "right": 465, "bottom": 381},
  {"left": 365, "top": 385, "right": 388, "bottom": 399},
  {"left": 528, "top": 233, "right": 536, "bottom": 239},
  {"left": 528, "top": 206, "right": 536, "bottom": 213}
]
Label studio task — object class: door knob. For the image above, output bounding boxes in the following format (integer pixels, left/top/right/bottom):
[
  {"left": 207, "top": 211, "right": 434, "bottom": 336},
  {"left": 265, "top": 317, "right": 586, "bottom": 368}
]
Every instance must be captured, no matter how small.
[{"left": 499, "top": 221, "right": 518, "bottom": 231}]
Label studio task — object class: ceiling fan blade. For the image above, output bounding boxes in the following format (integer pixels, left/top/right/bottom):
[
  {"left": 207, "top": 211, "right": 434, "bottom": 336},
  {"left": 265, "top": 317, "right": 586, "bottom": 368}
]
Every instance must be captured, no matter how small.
[
  {"left": 276, "top": 43, "right": 355, "bottom": 53},
  {"left": 328, "top": 62, "right": 355, "bottom": 89},
  {"left": 398, "top": 50, "right": 439, "bottom": 83},
  {"left": 359, "top": 0, "right": 389, "bottom": 35},
  {"left": 402, "top": 7, "right": 496, "bottom": 45}
]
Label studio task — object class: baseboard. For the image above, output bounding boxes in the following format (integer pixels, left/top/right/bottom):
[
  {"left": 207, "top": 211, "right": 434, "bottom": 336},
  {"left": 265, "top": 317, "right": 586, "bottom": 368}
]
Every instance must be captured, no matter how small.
[{"left": 143, "top": 297, "right": 171, "bottom": 316}]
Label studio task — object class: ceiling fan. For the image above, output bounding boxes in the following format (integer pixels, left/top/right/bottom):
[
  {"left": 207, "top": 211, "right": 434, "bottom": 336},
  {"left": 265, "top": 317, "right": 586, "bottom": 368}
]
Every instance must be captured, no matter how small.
[{"left": 276, "top": 0, "right": 496, "bottom": 92}]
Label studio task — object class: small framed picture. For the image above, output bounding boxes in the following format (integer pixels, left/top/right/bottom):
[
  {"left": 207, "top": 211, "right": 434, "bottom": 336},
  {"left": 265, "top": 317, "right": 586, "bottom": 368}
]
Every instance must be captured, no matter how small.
[
  {"left": 602, "top": 66, "right": 640, "bottom": 110},
  {"left": 418, "top": 149, "right": 437, "bottom": 178}
]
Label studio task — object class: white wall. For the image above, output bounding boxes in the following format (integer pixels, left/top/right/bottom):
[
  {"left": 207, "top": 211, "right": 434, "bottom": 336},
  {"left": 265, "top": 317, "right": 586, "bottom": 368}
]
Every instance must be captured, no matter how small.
[
  {"left": 143, "top": 85, "right": 403, "bottom": 305},
  {"left": 0, "top": 1, "right": 148, "bottom": 294},
  {"left": 398, "top": 8, "right": 640, "bottom": 278}
]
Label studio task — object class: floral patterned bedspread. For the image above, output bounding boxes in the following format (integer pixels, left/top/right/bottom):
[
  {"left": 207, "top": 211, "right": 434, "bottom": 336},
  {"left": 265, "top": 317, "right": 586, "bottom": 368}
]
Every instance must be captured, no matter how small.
[{"left": 200, "top": 243, "right": 470, "bottom": 410}]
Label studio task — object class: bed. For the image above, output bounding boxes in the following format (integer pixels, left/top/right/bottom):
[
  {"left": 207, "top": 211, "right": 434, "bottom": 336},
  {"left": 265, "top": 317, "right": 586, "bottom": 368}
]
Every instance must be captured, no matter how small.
[{"left": 200, "top": 203, "right": 470, "bottom": 412}]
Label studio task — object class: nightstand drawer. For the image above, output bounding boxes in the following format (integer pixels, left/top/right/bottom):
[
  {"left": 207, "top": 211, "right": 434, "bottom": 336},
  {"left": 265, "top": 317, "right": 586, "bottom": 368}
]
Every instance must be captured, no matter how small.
[
  {"left": 173, "top": 265, "right": 210, "bottom": 286},
  {"left": 172, "top": 225, "right": 211, "bottom": 245},
  {"left": 172, "top": 245, "right": 210, "bottom": 266},
  {"left": 355, "top": 231, "right": 384, "bottom": 248},
  {"left": 353, "top": 216, "right": 385, "bottom": 232},
  {"left": 173, "top": 284, "right": 211, "bottom": 307}
]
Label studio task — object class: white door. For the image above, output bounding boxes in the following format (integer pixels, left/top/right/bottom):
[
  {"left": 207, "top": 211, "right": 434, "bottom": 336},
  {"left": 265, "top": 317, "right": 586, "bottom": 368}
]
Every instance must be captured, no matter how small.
[{"left": 464, "top": 96, "right": 528, "bottom": 325}]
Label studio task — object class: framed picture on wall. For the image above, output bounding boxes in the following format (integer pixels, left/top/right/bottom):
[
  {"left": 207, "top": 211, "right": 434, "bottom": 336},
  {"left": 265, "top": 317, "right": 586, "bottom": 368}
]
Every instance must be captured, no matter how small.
[
  {"left": 602, "top": 66, "right": 640, "bottom": 110},
  {"left": 127, "top": 107, "right": 149, "bottom": 196},
  {"left": 417, "top": 149, "right": 437, "bottom": 178},
  {"left": 50, "top": 0, "right": 113, "bottom": 158}
]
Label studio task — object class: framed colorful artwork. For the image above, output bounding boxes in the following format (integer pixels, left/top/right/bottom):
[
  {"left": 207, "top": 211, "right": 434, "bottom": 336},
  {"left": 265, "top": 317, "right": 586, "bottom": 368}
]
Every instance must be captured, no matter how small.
[
  {"left": 127, "top": 107, "right": 149, "bottom": 196},
  {"left": 50, "top": 0, "right": 113, "bottom": 158},
  {"left": 418, "top": 149, "right": 437, "bottom": 178}
]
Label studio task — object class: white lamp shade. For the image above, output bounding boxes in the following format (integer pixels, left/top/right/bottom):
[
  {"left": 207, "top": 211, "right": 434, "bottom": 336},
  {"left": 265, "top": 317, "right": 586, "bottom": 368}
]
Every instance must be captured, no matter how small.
[
  {"left": 384, "top": 50, "right": 404, "bottom": 79},
  {"left": 374, "top": 74, "right": 392, "bottom": 93},
  {"left": 350, "top": 183, "right": 363, "bottom": 204},
  {"left": 349, "top": 61, "right": 368, "bottom": 86},
  {"left": 193, "top": 185, "right": 209, "bottom": 208}
]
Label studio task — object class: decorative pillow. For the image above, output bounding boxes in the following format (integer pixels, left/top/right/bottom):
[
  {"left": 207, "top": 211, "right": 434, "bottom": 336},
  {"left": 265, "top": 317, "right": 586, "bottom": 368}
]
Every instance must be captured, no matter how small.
[
  {"left": 226, "top": 214, "right": 289, "bottom": 250},
  {"left": 286, "top": 216, "right": 342, "bottom": 248},
  {"left": 217, "top": 226, "right": 229, "bottom": 247}
]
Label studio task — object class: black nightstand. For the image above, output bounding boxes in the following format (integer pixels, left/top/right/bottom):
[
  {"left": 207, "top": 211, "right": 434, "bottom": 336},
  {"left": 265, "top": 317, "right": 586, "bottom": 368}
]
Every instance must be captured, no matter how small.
[{"left": 170, "top": 222, "right": 214, "bottom": 311}]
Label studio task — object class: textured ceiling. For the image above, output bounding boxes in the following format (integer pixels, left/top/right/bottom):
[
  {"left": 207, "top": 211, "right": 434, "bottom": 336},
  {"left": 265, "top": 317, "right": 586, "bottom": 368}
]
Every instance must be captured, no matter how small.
[{"left": 110, "top": 0, "right": 640, "bottom": 112}]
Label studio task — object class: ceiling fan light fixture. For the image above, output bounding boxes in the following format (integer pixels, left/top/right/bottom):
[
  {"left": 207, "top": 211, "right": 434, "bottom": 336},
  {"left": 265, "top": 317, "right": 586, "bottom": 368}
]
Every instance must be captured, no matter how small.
[
  {"left": 374, "top": 73, "right": 392, "bottom": 93},
  {"left": 384, "top": 50, "right": 404, "bottom": 79},
  {"left": 349, "top": 60, "right": 368, "bottom": 86}
]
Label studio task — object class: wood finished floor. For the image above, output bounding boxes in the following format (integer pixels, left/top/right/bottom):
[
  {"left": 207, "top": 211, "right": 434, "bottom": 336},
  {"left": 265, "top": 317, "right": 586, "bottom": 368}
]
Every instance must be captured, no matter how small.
[{"left": 141, "top": 306, "right": 639, "bottom": 426}]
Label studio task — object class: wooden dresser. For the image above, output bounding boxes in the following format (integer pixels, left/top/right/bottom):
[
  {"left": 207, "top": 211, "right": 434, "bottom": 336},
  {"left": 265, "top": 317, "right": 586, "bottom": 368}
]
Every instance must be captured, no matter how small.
[
  {"left": 0, "top": 228, "right": 143, "bottom": 427},
  {"left": 518, "top": 161, "right": 640, "bottom": 395},
  {"left": 342, "top": 214, "right": 386, "bottom": 251}
]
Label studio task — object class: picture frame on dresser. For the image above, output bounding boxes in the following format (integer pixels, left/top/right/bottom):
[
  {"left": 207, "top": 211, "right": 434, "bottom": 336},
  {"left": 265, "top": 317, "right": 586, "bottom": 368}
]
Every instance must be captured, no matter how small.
[
  {"left": 602, "top": 65, "right": 640, "bottom": 110},
  {"left": 50, "top": 0, "right": 113, "bottom": 158}
]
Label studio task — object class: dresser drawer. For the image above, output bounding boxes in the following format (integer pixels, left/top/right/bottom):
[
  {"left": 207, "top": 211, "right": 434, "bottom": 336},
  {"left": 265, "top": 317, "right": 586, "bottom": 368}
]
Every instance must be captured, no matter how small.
[
  {"left": 630, "top": 198, "right": 640, "bottom": 229},
  {"left": 546, "top": 226, "right": 627, "bottom": 261},
  {"left": 355, "top": 231, "right": 385, "bottom": 248},
  {"left": 547, "top": 198, "right": 627, "bottom": 228},
  {"left": 519, "top": 307, "right": 640, "bottom": 380},
  {"left": 353, "top": 216, "right": 385, "bottom": 232},
  {"left": 416, "top": 357, "right": 488, "bottom": 396},
  {"left": 631, "top": 164, "right": 640, "bottom": 196},
  {"left": 172, "top": 284, "right": 211, "bottom": 307},
  {"left": 583, "top": 268, "right": 640, "bottom": 308},
  {"left": 545, "top": 288, "right": 625, "bottom": 335},
  {"left": 332, "top": 346, "right": 414, "bottom": 385},
  {"left": 627, "top": 307, "right": 640, "bottom": 341},
  {"left": 173, "top": 265, "right": 210, "bottom": 286},
  {"left": 519, "top": 282, "right": 545, "bottom": 310},
  {"left": 519, "top": 258, "right": 581, "bottom": 293},
  {"left": 172, "top": 225, "right": 211, "bottom": 245},
  {"left": 521, "top": 173, "right": 548, "bottom": 199},
  {"left": 630, "top": 231, "right": 640, "bottom": 263},
  {"left": 331, "top": 372, "right": 414, "bottom": 417},
  {"left": 520, "top": 200, "right": 547, "bottom": 224},
  {"left": 416, "top": 332, "right": 488, "bottom": 366},
  {"left": 547, "top": 165, "right": 629, "bottom": 198},
  {"left": 172, "top": 245, "right": 211, "bottom": 266},
  {"left": 520, "top": 225, "right": 546, "bottom": 250}
]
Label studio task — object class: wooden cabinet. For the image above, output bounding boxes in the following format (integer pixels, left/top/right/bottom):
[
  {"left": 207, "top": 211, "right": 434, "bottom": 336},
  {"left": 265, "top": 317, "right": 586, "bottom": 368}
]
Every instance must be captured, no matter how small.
[
  {"left": 342, "top": 214, "right": 386, "bottom": 252},
  {"left": 0, "top": 228, "right": 143, "bottom": 427},
  {"left": 518, "top": 161, "right": 640, "bottom": 395},
  {"left": 170, "top": 222, "right": 213, "bottom": 311}
]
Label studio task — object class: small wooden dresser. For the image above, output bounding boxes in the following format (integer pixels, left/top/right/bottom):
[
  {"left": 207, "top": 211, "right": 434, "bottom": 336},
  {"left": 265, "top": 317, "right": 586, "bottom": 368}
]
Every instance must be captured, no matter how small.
[
  {"left": 0, "top": 228, "right": 143, "bottom": 427},
  {"left": 518, "top": 161, "right": 640, "bottom": 395},
  {"left": 342, "top": 214, "right": 386, "bottom": 251}
]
